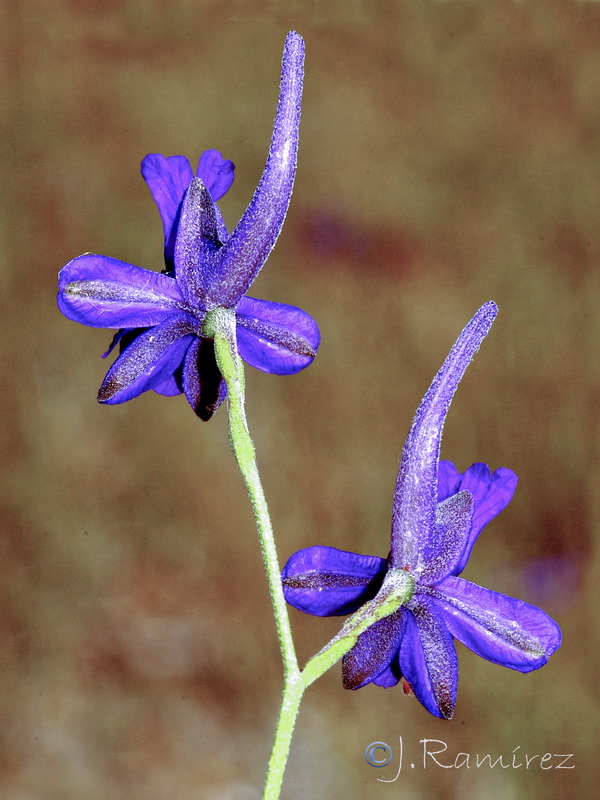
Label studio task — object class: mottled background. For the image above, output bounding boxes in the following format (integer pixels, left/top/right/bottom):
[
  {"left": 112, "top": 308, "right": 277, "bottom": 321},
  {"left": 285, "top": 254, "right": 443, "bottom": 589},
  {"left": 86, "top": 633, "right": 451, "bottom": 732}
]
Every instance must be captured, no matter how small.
[{"left": 1, "top": 1, "right": 597, "bottom": 798}]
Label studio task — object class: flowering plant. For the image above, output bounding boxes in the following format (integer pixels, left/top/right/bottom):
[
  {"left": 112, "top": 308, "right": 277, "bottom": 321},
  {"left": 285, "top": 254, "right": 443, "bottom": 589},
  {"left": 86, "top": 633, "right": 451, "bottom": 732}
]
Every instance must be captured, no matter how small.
[{"left": 56, "top": 31, "right": 560, "bottom": 799}]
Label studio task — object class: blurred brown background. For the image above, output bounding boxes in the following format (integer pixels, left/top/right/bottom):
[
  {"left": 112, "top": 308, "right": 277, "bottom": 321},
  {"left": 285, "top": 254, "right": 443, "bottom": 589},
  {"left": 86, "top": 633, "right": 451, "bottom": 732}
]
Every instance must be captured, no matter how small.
[{"left": 1, "top": 1, "right": 597, "bottom": 798}]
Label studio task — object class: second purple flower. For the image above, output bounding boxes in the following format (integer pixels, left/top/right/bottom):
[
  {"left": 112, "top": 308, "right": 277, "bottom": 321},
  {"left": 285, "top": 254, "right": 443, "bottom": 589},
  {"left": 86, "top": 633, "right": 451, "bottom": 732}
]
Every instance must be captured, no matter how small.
[{"left": 282, "top": 303, "right": 561, "bottom": 718}]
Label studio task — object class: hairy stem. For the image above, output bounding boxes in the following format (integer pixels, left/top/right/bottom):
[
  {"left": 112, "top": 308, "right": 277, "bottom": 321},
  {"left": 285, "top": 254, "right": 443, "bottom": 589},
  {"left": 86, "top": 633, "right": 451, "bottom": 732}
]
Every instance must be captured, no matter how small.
[
  {"left": 205, "top": 307, "right": 413, "bottom": 799},
  {"left": 208, "top": 307, "right": 298, "bottom": 680}
]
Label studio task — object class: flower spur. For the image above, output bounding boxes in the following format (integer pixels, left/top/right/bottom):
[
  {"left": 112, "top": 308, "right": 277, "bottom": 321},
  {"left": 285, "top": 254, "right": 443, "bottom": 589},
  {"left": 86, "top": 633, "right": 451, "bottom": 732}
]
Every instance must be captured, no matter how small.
[
  {"left": 57, "top": 31, "right": 319, "bottom": 420},
  {"left": 282, "top": 302, "right": 561, "bottom": 719}
]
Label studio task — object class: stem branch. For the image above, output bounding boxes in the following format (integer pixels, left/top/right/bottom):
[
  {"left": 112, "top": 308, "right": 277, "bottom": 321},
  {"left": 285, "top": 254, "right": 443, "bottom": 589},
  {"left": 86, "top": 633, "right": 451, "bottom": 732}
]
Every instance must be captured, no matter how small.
[{"left": 205, "top": 307, "right": 413, "bottom": 799}]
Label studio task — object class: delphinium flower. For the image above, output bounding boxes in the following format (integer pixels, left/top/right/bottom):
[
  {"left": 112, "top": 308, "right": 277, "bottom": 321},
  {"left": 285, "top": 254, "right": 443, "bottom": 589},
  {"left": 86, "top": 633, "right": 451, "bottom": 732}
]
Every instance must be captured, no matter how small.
[
  {"left": 57, "top": 31, "right": 319, "bottom": 420},
  {"left": 282, "top": 302, "right": 561, "bottom": 719}
]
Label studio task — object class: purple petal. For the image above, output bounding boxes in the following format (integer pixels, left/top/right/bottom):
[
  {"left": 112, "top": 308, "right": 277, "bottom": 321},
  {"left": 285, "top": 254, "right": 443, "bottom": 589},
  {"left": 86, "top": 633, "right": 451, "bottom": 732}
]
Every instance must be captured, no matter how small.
[
  {"left": 102, "top": 329, "right": 183, "bottom": 398},
  {"left": 282, "top": 546, "right": 387, "bottom": 617},
  {"left": 236, "top": 295, "right": 319, "bottom": 374},
  {"left": 437, "top": 460, "right": 460, "bottom": 501},
  {"left": 174, "top": 178, "right": 223, "bottom": 303},
  {"left": 97, "top": 317, "right": 196, "bottom": 405},
  {"left": 419, "top": 490, "right": 474, "bottom": 583},
  {"left": 153, "top": 373, "right": 183, "bottom": 397},
  {"left": 196, "top": 150, "right": 235, "bottom": 201},
  {"left": 400, "top": 596, "right": 458, "bottom": 719},
  {"left": 390, "top": 302, "right": 498, "bottom": 572},
  {"left": 141, "top": 154, "right": 194, "bottom": 263},
  {"left": 58, "top": 254, "right": 186, "bottom": 328},
  {"left": 428, "top": 576, "right": 562, "bottom": 672},
  {"left": 452, "top": 464, "right": 519, "bottom": 575},
  {"left": 372, "top": 659, "right": 403, "bottom": 688},
  {"left": 181, "top": 336, "right": 227, "bottom": 421},
  {"left": 468, "top": 466, "right": 518, "bottom": 531},
  {"left": 207, "top": 32, "right": 304, "bottom": 306},
  {"left": 342, "top": 610, "right": 406, "bottom": 689},
  {"left": 196, "top": 150, "right": 233, "bottom": 243}
]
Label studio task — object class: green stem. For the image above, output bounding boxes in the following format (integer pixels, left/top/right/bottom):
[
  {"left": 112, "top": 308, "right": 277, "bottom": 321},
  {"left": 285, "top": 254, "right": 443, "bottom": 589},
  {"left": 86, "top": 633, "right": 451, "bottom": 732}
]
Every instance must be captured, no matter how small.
[
  {"left": 262, "top": 566, "right": 415, "bottom": 797},
  {"left": 205, "top": 307, "right": 416, "bottom": 799},
  {"left": 208, "top": 307, "right": 298, "bottom": 680},
  {"left": 263, "top": 675, "right": 306, "bottom": 800}
]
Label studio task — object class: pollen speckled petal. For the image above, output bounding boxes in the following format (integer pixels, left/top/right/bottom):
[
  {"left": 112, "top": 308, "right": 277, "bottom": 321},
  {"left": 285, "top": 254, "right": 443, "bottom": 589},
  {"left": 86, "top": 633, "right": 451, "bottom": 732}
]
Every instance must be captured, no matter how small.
[
  {"left": 429, "top": 576, "right": 562, "bottom": 672},
  {"left": 181, "top": 336, "right": 227, "bottom": 421},
  {"left": 58, "top": 254, "right": 186, "bottom": 328},
  {"left": 282, "top": 546, "right": 387, "bottom": 617},
  {"left": 400, "top": 596, "right": 458, "bottom": 719},
  {"left": 236, "top": 295, "right": 320, "bottom": 375},
  {"left": 97, "top": 318, "right": 196, "bottom": 405},
  {"left": 343, "top": 610, "right": 406, "bottom": 690}
]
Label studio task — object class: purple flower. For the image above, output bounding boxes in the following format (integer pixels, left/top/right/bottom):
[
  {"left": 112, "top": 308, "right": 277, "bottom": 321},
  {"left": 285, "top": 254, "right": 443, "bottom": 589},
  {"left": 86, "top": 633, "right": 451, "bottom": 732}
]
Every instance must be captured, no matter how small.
[
  {"left": 57, "top": 32, "right": 319, "bottom": 420},
  {"left": 282, "top": 303, "right": 561, "bottom": 719}
]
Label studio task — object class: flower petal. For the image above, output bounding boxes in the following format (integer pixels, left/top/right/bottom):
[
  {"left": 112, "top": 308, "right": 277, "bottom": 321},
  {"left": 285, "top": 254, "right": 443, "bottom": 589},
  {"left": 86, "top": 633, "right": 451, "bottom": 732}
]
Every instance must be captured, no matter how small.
[
  {"left": 453, "top": 464, "right": 519, "bottom": 575},
  {"left": 181, "top": 336, "right": 227, "bottom": 421},
  {"left": 437, "top": 460, "right": 460, "bottom": 502},
  {"left": 282, "top": 546, "right": 387, "bottom": 617},
  {"left": 141, "top": 154, "right": 194, "bottom": 264},
  {"left": 428, "top": 576, "right": 562, "bottom": 672},
  {"left": 153, "top": 373, "right": 183, "bottom": 396},
  {"left": 97, "top": 317, "right": 196, "bottom": 404},
  {"left": 196, "top": 149, "right": 235, "bottom": 201},
  {"left": 102, "top": 328, "right": 182, "bottom": 398},
  {"left": 208, "top": 32, "right": 304, "bottom": 306},
  {"left": 390, "top": 302, "right": 498, "bottom": 573},
  {"left": 400, "top": 596, "right": 458, "bottom": 719},
  {"left": 342, "top": 610, "right": 406, "bottom": 689},
  {"left": 468, "top": 466, "right": 518, "bottom": 532},
  {"left": 236, "top": 295, "right": 319, "bottom": 374},
  {"left": 372, "top": 659, "right": 403, "bottom": 688},
  {"left": 58, "top": 254, "right": 186, "bottom": 328},
  {"left": 174, "top": 178, "right": 223, "bottom": 303},
  {"left": 419, "top": 490, "right": 474, "bottom": 583}
]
